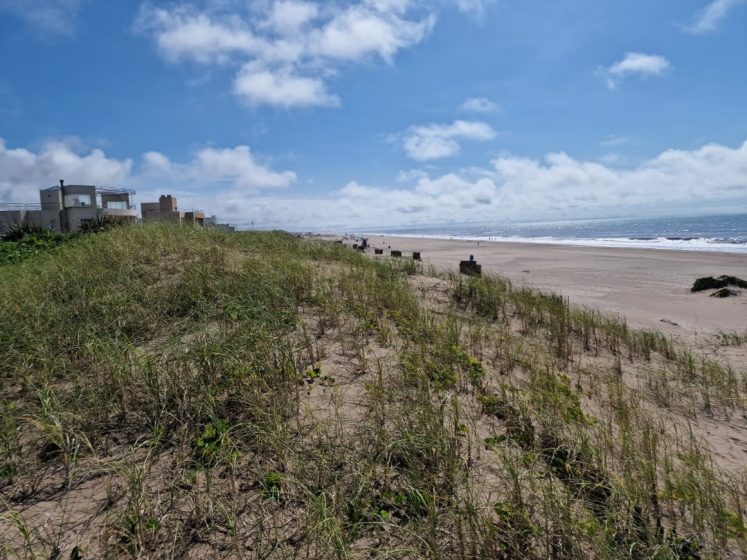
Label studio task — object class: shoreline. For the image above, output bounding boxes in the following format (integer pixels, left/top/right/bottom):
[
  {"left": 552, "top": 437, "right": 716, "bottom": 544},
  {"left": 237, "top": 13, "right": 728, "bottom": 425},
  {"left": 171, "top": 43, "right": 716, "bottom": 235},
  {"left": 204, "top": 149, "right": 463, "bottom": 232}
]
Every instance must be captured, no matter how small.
[
  {"left": 352, "top": 232, "right": 747, "bottom": 255},
  {"left": 325, "top": 233, "right": 747, "bottom": 341}
]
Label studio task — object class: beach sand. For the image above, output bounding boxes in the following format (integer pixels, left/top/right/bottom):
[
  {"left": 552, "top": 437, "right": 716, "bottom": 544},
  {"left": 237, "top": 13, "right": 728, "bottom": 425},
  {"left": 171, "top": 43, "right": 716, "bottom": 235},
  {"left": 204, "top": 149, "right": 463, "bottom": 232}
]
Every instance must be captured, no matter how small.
[
  {"left": 358, "top": 235, "right": 747, "bottom": 342},
  {"left": 311, "top": 235, "right": 747, "bottom": 484}
]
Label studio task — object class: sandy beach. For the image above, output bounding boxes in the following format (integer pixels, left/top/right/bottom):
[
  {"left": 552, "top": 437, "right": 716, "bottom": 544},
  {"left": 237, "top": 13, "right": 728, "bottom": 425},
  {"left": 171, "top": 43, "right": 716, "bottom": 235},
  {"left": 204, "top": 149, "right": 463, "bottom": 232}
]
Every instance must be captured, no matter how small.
[{"left": 356, "top": 235, "right": 747, "bottom": 341}]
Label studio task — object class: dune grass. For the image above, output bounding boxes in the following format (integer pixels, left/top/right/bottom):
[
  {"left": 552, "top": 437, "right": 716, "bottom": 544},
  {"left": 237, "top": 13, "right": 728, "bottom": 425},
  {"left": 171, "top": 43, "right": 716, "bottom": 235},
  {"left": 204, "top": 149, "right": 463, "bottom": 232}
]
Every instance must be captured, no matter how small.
[{"left": 0, "top": 225, "right": 745, "bottom": 559}]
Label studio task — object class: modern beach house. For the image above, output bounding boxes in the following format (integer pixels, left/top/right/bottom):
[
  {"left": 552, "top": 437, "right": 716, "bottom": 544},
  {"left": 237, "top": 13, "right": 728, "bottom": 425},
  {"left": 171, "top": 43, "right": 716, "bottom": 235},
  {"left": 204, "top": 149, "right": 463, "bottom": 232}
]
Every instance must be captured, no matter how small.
[
  {"left": 140, "top": 195, "right": 205, "bottom": 226},
  {"left": 0, "top": 181, "right": 137, "bottom": 233}
]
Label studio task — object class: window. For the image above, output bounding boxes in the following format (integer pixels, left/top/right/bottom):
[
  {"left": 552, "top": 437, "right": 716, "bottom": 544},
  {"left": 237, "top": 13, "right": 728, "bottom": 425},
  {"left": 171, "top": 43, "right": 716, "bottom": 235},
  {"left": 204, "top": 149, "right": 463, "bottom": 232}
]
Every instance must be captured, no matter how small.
[
  {"left": 105, "top": 201, "right": 129, "bottom": 209},
  {"left": 63, "top": 194, "right": 92, "bottom": 208}
]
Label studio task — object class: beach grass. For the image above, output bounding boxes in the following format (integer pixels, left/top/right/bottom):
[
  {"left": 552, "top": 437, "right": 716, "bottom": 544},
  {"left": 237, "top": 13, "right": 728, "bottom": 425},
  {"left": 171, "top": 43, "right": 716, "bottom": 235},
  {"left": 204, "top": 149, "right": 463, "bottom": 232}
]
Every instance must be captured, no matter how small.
[{"left": 0, "top": 224, "right": 745, "bottom": 559}]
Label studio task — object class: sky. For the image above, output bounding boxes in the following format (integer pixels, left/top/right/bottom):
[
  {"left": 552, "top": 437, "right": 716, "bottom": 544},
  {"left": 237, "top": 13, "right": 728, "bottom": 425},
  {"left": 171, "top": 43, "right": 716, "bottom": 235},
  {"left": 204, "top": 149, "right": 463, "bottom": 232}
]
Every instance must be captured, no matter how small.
[{"left": 0, "top": 0, "right": 746, "bottom": 230}]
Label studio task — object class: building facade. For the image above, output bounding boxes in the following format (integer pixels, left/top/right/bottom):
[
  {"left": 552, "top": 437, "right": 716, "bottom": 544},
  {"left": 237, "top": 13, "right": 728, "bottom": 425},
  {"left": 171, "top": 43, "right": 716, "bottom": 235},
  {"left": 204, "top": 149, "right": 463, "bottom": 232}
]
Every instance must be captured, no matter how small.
[
  {"left": 0, "top": 181, "right": 137, "bottom": 233},
  {"left": 140, "top": 195, "right": 205, "bottom": 226}
]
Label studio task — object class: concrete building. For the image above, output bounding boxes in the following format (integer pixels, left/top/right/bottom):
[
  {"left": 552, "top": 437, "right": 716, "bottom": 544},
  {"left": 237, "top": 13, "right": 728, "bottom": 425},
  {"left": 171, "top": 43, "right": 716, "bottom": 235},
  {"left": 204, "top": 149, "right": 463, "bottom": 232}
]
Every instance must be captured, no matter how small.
[
  {"left": 140, "top": 195, "right": 205, "bottom": 226},
  {"left": 0, "top": 181, "right": 137, "bottom": 233}
]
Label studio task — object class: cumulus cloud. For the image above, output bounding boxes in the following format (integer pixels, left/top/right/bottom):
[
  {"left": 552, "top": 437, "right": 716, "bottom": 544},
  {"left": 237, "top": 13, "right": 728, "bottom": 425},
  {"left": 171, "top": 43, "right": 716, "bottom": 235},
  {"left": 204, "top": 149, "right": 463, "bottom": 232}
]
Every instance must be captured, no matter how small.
[
  {"left": 262, "top": 1, "right": 319, "bottom": 35},
  {"left": 199, "top": 139, "right": 747, "bottom": 230},
  {"left": 459, "top": 97, "right": 499, "bottom": 113},
  {"left": 5, "top": 137, "right": 746, "bottom": 231},
  {"left": 487, "top": 142, "right": 747, "bottom": 219},
  {"left": 308, "top": 4, "right": 433, "bottom": 62},
  {"left": 685, "top": 0, "right": 745, "bottom": 34},
  {"left": 0, "top": 138, "right": 132, "bottom": 203},
  {"left": 135, "top": 7, "right": 258, "bottom": 65},
  {"left": 397, "top": 120, "right": 496, "bottom": 161},
  {"left": 135, "top": 0, "right": 435, "bottom": 108},
  {"left": 0, "top": 138, "right": 295, "bottom": 207},
  {"left": 598, "top": 52, "right": 671, "bottom": 90},
  {"left": 0, "top": 0, "right": 86, "bottom": 35},
  {"left": 142, "top": 146, "right": 297, "bottom": 191},
  {"left": 233, "top": 64, "right": 339, "bottom": 108}
]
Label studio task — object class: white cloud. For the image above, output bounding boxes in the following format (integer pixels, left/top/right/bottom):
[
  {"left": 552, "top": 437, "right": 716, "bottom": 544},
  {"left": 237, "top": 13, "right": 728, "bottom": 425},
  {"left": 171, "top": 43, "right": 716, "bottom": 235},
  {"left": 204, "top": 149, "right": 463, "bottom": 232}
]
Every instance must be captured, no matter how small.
[
  {"left": 685, "top": 0, "right": 745, "bottom": 34},
  {"left": 5, "top": 137, "right": 746, "bottom": 231},
  {"left": 262, "top": 1, "right": 319, "bottom": 35},
  {"left": 0, "top": 139, "right": 295, "bottom": 208},
  {"left": 599, "top": 52, "right": 671, "bottom": 89},
  {"left": 135, "top": 0, "right": 435, "bottom": 108},
  {"left": 142, "top": 146, "right": 297, "bottom": 191},
  {"left": 486, "top": 142, "right": 747, "bottom": 219},
  {"left": 398, "top": 120, "right": 496, "bottom": 161},
  {"left": 0, "top": 0, "right": 85, "bottom": 35},
  {"left": 459, "top": 97, "right": 499, "bottom": 113},
  {"left": 0, "top": 138, "right": 132, "bottom": 203},
  {"left": 308, "top": 4, "right": 433, "bottom": 62},
  {"left": 396, "top": 168, "right": 429, "bottom": 183},
  {"left": 233, "top": 64, "right": 339, "bottom": 108},
  {"left": 191, "top": 146, "right": 297, "bottom": 190},
  {"left": 455, "top": 0, "right": 494, "bottom": 19},
  {"left": 198, "top": 139, "right": 747, "bottom": 230},
  {"left": 134, "top": 6, "right": 259, "bottom": 65},
  {"left": 142, "top": 151, "right": 172, "bottom": 174}
]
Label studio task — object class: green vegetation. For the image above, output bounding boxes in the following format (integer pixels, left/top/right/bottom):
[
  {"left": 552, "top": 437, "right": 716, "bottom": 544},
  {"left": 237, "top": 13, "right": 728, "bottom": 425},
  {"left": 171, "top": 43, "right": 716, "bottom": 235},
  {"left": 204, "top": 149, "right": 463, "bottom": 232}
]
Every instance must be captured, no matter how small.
[
  {"left": 0, "top": 225, "right": 745, "bottom": 558},
  {"left": 0, "top": 227, "right": 72, "bottom": 264},
  {"left": 0, "top": 218, "right": 123, "bottom": 265}
]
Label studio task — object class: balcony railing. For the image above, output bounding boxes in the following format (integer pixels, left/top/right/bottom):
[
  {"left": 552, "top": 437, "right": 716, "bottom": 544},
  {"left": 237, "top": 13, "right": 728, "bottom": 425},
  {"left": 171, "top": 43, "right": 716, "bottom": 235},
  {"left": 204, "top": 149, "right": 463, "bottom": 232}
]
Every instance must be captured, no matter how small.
[
  {"left": 102, "top": 203, "right": 136, "bottom": 210},
  {"left": 0, "top": 203, "right": 42, "bottom": 210}
]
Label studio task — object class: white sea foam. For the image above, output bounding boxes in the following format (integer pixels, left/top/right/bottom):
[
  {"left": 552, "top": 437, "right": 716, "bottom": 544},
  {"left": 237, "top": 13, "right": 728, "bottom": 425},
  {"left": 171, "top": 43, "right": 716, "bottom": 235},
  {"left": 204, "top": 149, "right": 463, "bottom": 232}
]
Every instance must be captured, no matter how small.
[{"left": 360, "top": 233, "right": 747, "bottom": 254}]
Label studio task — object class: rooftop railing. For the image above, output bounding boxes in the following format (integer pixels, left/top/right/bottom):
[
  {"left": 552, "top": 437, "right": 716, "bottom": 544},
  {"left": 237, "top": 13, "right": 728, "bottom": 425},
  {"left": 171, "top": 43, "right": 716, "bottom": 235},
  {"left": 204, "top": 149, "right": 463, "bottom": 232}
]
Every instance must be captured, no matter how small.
[{"left": 46, "top": 185, "right": 136, "bottom": 195}]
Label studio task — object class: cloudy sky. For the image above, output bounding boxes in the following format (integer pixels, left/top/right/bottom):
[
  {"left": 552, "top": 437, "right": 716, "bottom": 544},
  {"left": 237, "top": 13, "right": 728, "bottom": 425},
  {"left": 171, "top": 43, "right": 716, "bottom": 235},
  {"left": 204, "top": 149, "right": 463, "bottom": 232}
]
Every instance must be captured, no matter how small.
[{"left": 1, "top": 0, "right": 746, "bottom": 230}]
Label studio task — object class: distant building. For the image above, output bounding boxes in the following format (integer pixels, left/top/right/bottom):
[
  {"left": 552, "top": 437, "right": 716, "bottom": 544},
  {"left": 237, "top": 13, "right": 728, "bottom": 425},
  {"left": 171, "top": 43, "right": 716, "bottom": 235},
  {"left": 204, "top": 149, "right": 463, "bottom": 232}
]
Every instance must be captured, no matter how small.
[
  {"left": 141, "top": 195, "right": 205, "bottom": 226},
  {"left": 205, "top": 214, "right": 236, "bottom": 232},
  {"left": 0, "top": 181, "right": 137, "bottom": 233}
]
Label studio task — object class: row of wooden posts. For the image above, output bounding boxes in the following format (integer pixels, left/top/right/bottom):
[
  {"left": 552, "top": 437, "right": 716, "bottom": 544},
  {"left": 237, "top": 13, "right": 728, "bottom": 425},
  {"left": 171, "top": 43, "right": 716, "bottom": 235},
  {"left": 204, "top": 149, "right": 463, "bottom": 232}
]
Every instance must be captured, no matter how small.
[{"left": 337, "top": 240, "right": 482, "bottom": 276}]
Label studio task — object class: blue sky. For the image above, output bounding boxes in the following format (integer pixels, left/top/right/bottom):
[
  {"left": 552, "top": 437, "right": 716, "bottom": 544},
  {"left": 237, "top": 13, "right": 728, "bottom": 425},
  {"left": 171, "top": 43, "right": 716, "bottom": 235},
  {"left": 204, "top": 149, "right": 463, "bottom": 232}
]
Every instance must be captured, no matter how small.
[{"left": 1, "top": 0, "right": 746, "bottom": 230}]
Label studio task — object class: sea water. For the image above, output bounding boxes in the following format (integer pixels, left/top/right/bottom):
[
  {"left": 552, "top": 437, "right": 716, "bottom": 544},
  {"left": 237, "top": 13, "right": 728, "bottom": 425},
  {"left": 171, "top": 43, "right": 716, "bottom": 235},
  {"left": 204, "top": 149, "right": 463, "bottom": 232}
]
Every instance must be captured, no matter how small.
[{"left": 364, "top": 214, "right": 747, "bottom": 254}]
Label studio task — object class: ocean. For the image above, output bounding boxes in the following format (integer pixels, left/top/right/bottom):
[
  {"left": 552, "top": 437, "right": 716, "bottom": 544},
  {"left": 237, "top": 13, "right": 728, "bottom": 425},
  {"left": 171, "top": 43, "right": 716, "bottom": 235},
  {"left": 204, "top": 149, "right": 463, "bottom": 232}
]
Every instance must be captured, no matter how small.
[{"left": 364, "top": 213, "right": 747, "bottom": 254}]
